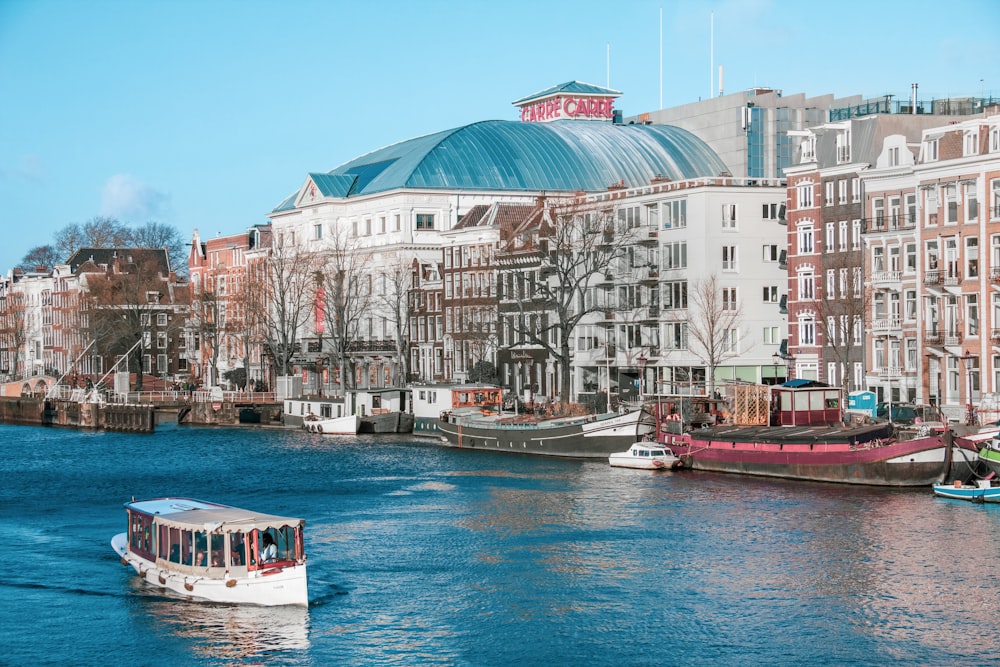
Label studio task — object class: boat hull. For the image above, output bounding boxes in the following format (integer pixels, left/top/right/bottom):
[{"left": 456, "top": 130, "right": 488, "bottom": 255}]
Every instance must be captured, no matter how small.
[
  {"left": 665, "top": 429, "right": 962, "bottom": 487},
  {"left": 933, "top": 482, "right": 1000, "bottom": 503},
  {"left": 439, "top": 409, "right": 656, "bottom": 459},
  {"left": 359, "top": 411, "right": 415, "bottom": 433},
  {"left": 303, "top": 415, "right": 360, "bottom": 435},
  {"left": 112, "top": 533, "right": 308, "bottom": 607}
]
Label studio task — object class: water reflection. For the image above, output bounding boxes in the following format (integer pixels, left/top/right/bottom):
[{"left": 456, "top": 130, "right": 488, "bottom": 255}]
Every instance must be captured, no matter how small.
[{"left": 135, "top": 587, "right": 310, "bottom": 660}]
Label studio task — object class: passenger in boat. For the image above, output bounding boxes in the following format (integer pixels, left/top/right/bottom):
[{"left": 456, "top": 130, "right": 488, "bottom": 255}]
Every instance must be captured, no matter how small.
[{"left": 261, "top": 532, "right": 278, "bottom": 562}]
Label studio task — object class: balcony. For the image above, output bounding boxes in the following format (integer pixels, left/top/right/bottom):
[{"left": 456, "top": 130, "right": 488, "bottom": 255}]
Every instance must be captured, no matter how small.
[
  {"left": 878, "top": 366, "right": 903, "bottom": 378},
  {"left": 924, "top": 270, "right": 940, "bottom": 286},
  {"left": 944, "top": 334, "right": 962, "bottom": 347},
  {"left": 991, "top": 268, "right": 1000, "bottom": 284},
  {"left": 871, "top": 270, "right": 901, "bottom": 286},
  {"left": 924, "top": 330, "right": 942, "bottom": 344},
  {"left": 778, "top": 294, "right": 787, "bottom": 314},
  {"left": 871, "top": 317, "right": 902, "bottom": 333},
  {"left": 944, "top": 271, "right": 962, "bottom": 287},
  {"left": 992, "top": 328, "right": 1000, "bottom": 342}
]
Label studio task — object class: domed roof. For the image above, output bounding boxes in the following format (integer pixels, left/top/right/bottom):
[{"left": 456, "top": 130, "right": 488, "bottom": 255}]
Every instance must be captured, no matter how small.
[{"left": 273, "top": 120, "right": 728, "bottom": 211}]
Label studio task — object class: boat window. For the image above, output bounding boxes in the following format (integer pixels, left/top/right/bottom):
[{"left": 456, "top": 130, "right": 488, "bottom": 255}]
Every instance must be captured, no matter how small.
[
  {"left": 168, "top": 527, "right": 181, "bottom": 563},
  {"left": 180, "top": 530, "right": 193, "bottom": 566},
  {"left": 194, "top": 531, "right": 209, "bottom": 567},
  {"left": 230, "top": 533, "right": 246, "bottom": 566},
  {"left": 158, "top": 524, "right": 169, "bottom": 560},
  {"left": 210, "top": 534, "right": 225, "bottom": 568}
]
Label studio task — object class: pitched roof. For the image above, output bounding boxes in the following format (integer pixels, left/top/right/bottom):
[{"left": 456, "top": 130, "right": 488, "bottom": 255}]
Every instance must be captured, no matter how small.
[
  {"left": 512, "top": 80, "right": 622, "bottom": 105},
  {"left": 66, "top": 248, "right": 171, "bottom": 276}
]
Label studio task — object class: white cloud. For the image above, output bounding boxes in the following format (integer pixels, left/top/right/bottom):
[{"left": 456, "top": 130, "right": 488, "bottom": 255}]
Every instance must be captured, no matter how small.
[{"left": 99, "top": 174, "right": 172, "bottom": 221}]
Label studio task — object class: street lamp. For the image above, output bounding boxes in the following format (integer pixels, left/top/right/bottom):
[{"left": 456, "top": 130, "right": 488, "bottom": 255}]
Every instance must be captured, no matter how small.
[
  {"left": 637, "top": 354, "right": 647, "bottom": 401},
  {"left": 772, "top": 353, "right": 784, "bottom": 386}
]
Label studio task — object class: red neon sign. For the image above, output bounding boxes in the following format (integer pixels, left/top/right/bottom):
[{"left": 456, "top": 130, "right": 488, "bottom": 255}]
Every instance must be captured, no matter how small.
[{"left": 519, "top": 96, "right": 615, "bottom": 123}]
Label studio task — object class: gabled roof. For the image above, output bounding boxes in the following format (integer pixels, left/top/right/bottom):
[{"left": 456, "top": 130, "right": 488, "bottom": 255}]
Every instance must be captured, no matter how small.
[
  {"left": 512, "top": 80, "right": 622, "bottom": 105},
  {"left": 66, "top": 248, "right": 171, "bottom": 276},
  {"left": 272, "top": 119, "right": 729, "bottom": 211}
]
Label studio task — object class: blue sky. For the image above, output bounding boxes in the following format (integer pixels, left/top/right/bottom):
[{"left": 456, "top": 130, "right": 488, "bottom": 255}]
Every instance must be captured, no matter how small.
[{"left": 1, "top": 0, "right": 998, "bottom": 273}]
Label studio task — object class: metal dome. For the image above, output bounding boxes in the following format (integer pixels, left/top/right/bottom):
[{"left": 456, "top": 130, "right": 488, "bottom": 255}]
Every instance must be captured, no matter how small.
[{"left": 274, "top": 119, "right": 729, "bottom": 210}]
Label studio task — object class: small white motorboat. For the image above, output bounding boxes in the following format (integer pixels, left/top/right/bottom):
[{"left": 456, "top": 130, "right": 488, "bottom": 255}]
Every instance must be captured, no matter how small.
[
  {"left": 302, "top": 413, "right": 360, "bottom": 434},
  {"left": 112, "top": 497, "right": 308, "bottom": 606},
  {"left": 609, "top": 442, "right": 684, "bottom": 470}
]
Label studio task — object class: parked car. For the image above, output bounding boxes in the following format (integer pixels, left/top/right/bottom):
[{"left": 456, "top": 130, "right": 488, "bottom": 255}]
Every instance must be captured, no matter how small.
[{"left": 875, "top": 402, "right": 920, "bottom": 424}]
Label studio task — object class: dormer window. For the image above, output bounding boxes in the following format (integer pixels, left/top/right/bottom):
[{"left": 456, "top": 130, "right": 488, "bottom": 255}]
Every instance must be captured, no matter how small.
[
  {"left": 925, "top": 138, "right": 939, "bottom": 162},
  {"left": 836, "top": 129, "right": 851, "bottom": 163},
  {"left": 964, "top": 130, "right": 980, "bottom": 156}
]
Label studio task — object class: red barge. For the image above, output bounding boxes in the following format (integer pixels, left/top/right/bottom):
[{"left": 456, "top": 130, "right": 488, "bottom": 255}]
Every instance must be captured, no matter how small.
[{"left": 656, "top": 381, "right": 977, "bottom": 487}]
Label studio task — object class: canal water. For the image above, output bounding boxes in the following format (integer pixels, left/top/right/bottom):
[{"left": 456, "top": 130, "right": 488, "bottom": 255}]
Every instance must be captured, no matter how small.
[{"left": 1, "top": 422, "right": 997, "bottom": 666}]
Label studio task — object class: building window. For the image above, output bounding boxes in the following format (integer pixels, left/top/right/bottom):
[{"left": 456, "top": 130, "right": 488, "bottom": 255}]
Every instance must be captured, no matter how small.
[
  {"left": 964, "top": 131, "right": 979, "bottom": 156},
  {"left": 852, "top": 219, "right": 862, "bottom": 249},
  {"left": 416, "top": 214, "right": 435, "bottom": 230},
  {"left": 763, "top": 286, "right": 779, "bottom": 303},
  {"left": 762, "top": 203, "right": 784, "bottom": 220},
  {"left": 825, "top": 182, "right": 834, "bottom": 206},
  {"left": 798, "top": 316, "right": 816, "bottom": 346},
  {"left": 797, "top": 183, "right": 814, "bottom": 209},
  {"left": 764, "top": 326, "right": 780, "bottom": 344},
  {"left": 926, "top": 138, "right": 939, "bottom": 161},
  {"left": 966, "top": 237, "right": 979, "bottom": 278},
  {"left": 663, "top": 200, "right": 687, "bottom": 229},
  {"left": 798, "top": 225, "right": 814, "bottom": 254},
  {"left": 825, "top": 222, "right": 835, "bottom": 251},
  {"left": 722, "top": 246, "right": 737, "bottom": 271},
  {"left": 663, "top": 281, "right": 687, "bottom": 310},
  {"left": 722, "top": 204, "right": 737, "bottom": 229},
  {"left": 836, "top": 130, "right": 851, "bottom": 163},
  {"left": 618, "top": 205, "right": 641, "bottom": 229},
  {"left": 838, "top": 179, "right": 847, "bottom": 205},
  {"left": 722, "top": 287, "right": 737, "bottom": 311},
  {"left": 763, "top": 244, "right": 779, "bottom": 262},
  {"left": 663, "top": 241, "right": 687, "bottom": 269},
  {"left": 664, "top": 322, "right": 688, "bottom": 350},
  {"left": 968, "top": 294, "right": 979, "bottom": 337},
  {"left": 967, "top": 183, "right": 979, "bottom": 221},
  {"left": 798, "top": 271, "right": 815, "bottom": 300}
]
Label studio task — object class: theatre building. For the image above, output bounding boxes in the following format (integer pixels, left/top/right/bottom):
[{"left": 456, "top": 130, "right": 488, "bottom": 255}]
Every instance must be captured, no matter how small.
[{"left": 267, "top": 81, "right": 787, "bottom": 403}]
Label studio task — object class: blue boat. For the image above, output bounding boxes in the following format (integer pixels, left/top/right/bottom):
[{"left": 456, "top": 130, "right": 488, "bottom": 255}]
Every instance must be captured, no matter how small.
[{"left": 933, "top": 477, "right": 1000, "bottom": 503}]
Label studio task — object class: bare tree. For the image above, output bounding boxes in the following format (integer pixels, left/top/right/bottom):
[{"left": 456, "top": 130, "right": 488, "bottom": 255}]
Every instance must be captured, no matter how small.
[
  {"left": 687, "top": 274, "right": 745, "bottom": 397},
  {"left": 129, "top": 221, "right": 187, "bottom": 275},
  {"left": 376, "top": 256, "right": 414, "bottom": 385},
  {"left": 83, "top": 252, "right": 186, "bottom": 391},
  {"left": 815, "top": 250, "right": 868, "bottom": 395},
  {"left": 503, "top": 202, "right": 630, "bottom": 404},
  {"left": 18, "top": 245, "right": 61, "bottom": 271},
  {"left": 0, "top": 289, "right": 27, "bottom": 379},
  {"left": 224, "top": 262, "right": 270, "bottom": 390},
  {"left": 259, "top": 243, "right": 321, "bottom": 378},
  {"left": 318, "top": 227, "right": 374, "bottom": 394},
  {"left": 190, "top": 288, "right": 221, "bottom": 387}
]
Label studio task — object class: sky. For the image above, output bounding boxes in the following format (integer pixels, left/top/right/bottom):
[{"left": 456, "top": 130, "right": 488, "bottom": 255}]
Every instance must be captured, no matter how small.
[{"left": 1, "top": 0, "right": 998, "bottom": 273}]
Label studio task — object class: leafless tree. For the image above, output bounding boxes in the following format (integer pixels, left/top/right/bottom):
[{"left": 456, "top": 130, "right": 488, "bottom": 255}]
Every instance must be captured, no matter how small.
[
  {"left": 318, "top": 227, "right": 374, "bottom": 393},
  {"left": 0, "top": 290, "right": 27, "bottom": 379},
  {"left": 18, "top": 245, "right": 61, "bottom": 272},
  {"left": 258, "top": 243, "right": 321, "bottom": 378},
  {"left": 376, "top": 256, "right": 414, "bottom": 385},
  {"left": 503, "top": 201, "right": 631, "bottom": 404},
  {"left": 82, "top": 252, "right": 187, "bottom": 391},
  {"left": 815, "top": 250, "right": 868, "bottom": 395},
  {"left": 687, "top": 274, "right": 745, "bottom": 397}
]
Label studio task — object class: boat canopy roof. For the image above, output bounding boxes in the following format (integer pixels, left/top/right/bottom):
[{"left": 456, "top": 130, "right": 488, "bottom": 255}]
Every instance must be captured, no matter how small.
[{"left": 125, "top": 497, "right": 304, "bottom": 533}]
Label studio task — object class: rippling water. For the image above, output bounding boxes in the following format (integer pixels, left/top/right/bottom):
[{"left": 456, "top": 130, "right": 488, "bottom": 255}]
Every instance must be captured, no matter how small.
[{"left": 1, "top": 422, "right": 997, "bottom": 666}]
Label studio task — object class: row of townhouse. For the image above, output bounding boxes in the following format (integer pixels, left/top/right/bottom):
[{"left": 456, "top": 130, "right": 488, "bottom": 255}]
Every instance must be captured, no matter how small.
[
  {"left": 788, "top": 110, "right": 1000, "bottom": 421},
  {"left": 0, "top": 248, "right": 189, "bottom": 389}
]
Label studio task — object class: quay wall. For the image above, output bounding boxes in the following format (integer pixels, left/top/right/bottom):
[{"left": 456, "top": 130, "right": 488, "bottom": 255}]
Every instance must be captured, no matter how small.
[{"left": 0, "top": 397, "right": 155, "bottom": 433}]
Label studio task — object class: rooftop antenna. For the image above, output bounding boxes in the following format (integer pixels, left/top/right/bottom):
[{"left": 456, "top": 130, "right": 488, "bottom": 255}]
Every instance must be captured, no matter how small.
[
  {"left": 606, "top": 42, "right": 610, "bottom": 88},
  {"left": 710, "top": 11, "right": 714, "bottom": 100},
  {"left": 659, "top": 6, "right": 663, "bottom": 109}
]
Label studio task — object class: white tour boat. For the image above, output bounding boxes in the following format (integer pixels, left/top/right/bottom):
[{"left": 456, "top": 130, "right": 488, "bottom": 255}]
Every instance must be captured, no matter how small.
[
  {"left": 609, "top": 442, "right": 684, "bottom": 470},
  {"left": 112, "top": 497, "right": 308, "bottom": 606}
]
